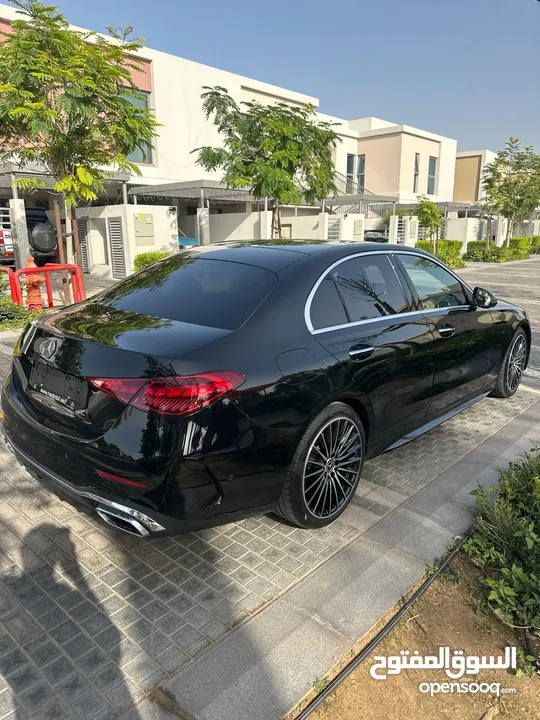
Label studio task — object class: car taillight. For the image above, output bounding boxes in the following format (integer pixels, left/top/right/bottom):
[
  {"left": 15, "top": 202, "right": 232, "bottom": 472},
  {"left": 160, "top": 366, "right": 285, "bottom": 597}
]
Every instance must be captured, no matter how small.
[{"left": 87, "top": 371, "right": 245, "bottom": 417}]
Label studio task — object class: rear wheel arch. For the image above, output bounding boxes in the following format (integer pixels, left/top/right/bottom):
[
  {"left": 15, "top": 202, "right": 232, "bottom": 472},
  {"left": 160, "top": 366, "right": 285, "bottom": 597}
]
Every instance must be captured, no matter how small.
[{"left": 337, "top": 396, "right": 372, "bottom": 444}]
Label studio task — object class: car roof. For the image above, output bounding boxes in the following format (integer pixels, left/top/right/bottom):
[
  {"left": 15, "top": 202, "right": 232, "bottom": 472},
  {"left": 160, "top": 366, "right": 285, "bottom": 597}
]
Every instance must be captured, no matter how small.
[{"left": 196, "top": 242, "right": 429, "bottom": 272}]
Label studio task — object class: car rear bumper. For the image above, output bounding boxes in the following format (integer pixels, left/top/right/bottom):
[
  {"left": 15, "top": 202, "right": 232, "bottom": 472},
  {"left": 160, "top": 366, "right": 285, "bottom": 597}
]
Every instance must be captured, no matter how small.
[
  {"left": 1, "top": 374, "right": 291, "bottom": 536},
  {"left": 3, "top": 429, "right": 282, "bottom": 536}
]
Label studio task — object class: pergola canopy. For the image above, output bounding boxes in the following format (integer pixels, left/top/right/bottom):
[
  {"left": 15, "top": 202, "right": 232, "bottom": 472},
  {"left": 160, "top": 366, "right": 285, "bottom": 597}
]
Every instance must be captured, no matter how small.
[
  {"left": 326, "top": 193, "right": 399, "bottom": 205},
  {"left": 128, "top": 179, "right": 255, "bottom": 203}
]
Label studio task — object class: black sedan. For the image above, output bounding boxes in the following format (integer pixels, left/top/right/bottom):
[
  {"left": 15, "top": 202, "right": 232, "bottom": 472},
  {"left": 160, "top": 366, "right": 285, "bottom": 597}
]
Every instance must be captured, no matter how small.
[{"left": 1, "top": 243, "right": 530, "bottom": 536}]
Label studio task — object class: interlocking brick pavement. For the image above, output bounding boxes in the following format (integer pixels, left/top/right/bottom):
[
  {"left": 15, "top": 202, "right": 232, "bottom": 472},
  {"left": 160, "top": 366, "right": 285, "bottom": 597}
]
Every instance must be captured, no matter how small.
[{"left": 0, "top": 257, "right": 538, "bottom": 718}]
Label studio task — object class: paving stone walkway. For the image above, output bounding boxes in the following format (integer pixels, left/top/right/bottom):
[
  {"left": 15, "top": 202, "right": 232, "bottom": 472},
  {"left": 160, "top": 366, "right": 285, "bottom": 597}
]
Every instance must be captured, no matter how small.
[{"left": 0, "top": 257, "right": 538, "bottom": 719}]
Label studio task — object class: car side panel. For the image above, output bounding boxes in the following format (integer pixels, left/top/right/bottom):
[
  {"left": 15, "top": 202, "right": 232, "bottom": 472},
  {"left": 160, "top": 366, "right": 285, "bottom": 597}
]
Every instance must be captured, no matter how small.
[
  {"left": 313, "top": 314, "right": 435, "bottom": 442},
  {"left": 419, "top": 306, "right": 497, "bottom": 414}
]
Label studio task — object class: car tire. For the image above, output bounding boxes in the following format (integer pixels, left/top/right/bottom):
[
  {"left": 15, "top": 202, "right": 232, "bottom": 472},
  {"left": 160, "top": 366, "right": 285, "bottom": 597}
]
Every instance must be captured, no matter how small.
[
  {"left": 275, "top": 402, "right": 365, "bottom": 529},
  {"left": 491, "top": 328, "right": 528, "bottom": 399}
]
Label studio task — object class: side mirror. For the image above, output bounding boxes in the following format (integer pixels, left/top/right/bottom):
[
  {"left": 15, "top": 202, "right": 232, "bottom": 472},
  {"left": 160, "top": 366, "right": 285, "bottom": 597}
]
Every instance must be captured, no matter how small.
[{"left": 473, "top": 286, "right": 497, "bottom": 308}]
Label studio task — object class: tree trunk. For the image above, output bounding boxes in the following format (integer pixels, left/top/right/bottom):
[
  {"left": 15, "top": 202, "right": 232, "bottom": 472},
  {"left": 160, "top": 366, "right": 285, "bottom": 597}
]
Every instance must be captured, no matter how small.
[
  {"left": 272, "top": 202, "right": 282, "bottom": 239},
  {"left": 52, "top": 196, "right": 71, "bottom": 305},
  {"left": 505, "top": 218, "right": 512, "bottom": 247},
  {"left": 70, "top": 206, "right": 86, "bottom": 296},
  {"left": 486, "top": 214, "right": 492, "bottom": 248}
]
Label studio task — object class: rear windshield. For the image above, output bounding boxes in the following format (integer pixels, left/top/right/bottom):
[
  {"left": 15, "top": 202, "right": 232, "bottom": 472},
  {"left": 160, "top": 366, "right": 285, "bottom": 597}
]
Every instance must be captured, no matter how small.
[{"left": 98, "top": 254, "right": 277, "bottom": 330}]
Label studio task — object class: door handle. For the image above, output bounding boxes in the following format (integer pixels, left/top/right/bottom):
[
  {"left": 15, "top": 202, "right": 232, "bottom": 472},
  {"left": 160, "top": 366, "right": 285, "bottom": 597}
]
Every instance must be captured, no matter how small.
[
  {"left": 438, "top": 324, "right": 455, "bottom": 338},
  {"left": 349, "top": 345, "right": 375, "bottom": 359}
]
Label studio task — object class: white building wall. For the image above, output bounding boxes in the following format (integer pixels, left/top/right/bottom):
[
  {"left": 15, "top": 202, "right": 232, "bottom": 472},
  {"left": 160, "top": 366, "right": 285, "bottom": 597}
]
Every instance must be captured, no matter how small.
[
  {"left": 315, "top": 112, "right": 361, "bottom": 180},
  {"left": 208, "top": 211, "right": 262, "bottom": 243},
  {"left": 75, "top": 204, "right": 177, "bottom": 276},
  {"left": 134, "top": 48, "right": 319, "bottom": 187},
  {"left": 349, "top": 117, "right": 397, "bottom": 132}
]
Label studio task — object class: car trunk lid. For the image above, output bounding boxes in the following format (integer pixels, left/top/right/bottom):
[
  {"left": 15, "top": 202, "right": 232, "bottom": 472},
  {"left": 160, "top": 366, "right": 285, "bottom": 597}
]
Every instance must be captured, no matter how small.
[{"left": 13, "top": 301, "right": 231, "bottom": 439}]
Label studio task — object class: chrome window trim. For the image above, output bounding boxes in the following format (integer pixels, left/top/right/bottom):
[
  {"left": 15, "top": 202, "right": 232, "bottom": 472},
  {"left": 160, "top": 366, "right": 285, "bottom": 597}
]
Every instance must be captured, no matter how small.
[{"left": 305, "top": 249, "right": 473, "bottom": 335}]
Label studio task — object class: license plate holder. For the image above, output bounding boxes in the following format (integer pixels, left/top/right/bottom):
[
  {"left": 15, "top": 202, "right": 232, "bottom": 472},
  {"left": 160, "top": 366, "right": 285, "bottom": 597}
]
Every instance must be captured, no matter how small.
[{"left": 29, "top": 362, "right": 88, "bottom": 411}]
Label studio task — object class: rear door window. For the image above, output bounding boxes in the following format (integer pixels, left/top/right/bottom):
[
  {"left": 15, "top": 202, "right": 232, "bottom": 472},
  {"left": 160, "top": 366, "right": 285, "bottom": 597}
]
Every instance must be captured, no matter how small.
[
  {"left": 334, "top": 255, "right": 409, "bottom": 322},
  {"left": 98, "top": 255, "right": 277, "bottom": 330}
]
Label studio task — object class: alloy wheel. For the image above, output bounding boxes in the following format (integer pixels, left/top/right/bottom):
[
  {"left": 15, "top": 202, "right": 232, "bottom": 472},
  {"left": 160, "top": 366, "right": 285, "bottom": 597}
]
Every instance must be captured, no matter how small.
[
  {"left": 302, "top": 416, "right": 362, "bottom": 519},
  {"left": 507, "top": 334, "right": 527, "bottom": 392}
]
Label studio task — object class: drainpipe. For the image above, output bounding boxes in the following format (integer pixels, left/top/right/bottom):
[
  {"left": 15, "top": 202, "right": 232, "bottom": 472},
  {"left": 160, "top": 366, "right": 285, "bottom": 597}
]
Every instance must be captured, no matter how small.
[{"left": 122, "top": 182, "right": 128, "bottom": 205}]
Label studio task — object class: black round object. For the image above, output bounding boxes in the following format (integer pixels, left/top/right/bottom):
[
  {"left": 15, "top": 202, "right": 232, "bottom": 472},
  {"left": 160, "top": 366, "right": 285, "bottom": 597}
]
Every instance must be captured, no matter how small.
[
  {"left": 491, "top": 328, "right": 528, "bottom": 398},
  {"left": 275, "top": 402, "right": 365, "bottom": 528},
  {"left": 29, "top": 222, "right": 57, "bottom": 253}
]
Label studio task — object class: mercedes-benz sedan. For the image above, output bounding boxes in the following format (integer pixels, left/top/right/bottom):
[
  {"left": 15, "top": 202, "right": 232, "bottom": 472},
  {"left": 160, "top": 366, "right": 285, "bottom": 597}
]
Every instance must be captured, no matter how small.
[{"left": 2, "top": 243, "right": 530, "bottom": 536}]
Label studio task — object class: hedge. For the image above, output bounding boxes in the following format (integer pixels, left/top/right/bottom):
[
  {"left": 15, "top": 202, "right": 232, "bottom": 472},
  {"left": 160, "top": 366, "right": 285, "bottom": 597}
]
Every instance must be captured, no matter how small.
[
  {"left": 464, "top": 239, "right": 532, "bottom": 263},
  {"left": 531, "top": 236, "right": 540, "bottom": 255},
  {"left": 133, "top": 251, "right": 171, "bottom": 272},
  {"left": 416, "top": 239, "right": 465, "bottom": 269},
  {"left": 509, "top": 237, "right": 532, "bottom": 259}
]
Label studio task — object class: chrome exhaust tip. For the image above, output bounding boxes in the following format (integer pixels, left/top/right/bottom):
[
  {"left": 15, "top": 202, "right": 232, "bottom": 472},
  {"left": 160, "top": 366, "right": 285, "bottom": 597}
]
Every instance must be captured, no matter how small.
[{"left": 96, "top": 507, "right": 150, "bottom": 537}]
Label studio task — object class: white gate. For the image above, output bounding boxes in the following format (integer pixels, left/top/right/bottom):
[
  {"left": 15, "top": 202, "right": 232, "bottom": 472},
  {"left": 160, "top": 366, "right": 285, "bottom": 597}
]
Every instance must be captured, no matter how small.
[
  {"left": 77, "top": 219, "right": 90, "bottom": 273},
  {"left": 107, "top": 217, "right": 127, "bottom": 279},
  {"left": 328, "top": 218, "right": 341, "bottom": 241}
]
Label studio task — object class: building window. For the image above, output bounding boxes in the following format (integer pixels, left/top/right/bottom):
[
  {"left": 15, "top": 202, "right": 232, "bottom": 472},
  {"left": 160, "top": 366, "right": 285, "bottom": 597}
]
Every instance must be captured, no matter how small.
[
  {"left": 427, "top": 156, "right": 437, "bottom": 195},
  {"left": 346, "top": 154, "right": 355, "bottom": 193},
  {"left": 413, "top": 153, "right": 420, "bottom": 193},
  {"left": 126, "top": 91, "right": 153, "bottom": 164},
  {"left": 357, "top": 154, "right": 365, "bottom": 190}
]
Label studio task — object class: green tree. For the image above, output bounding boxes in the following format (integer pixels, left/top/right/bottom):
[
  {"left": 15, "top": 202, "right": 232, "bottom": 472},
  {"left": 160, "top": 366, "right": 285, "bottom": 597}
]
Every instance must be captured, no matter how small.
[
  {"left": 414, "top": 195, "right": 443, "bottom": 253},
  {"left": 194, "top": 86, "right": 340, "bottom": 237},
  {"left": 0, "top": 0, "right": 158, "bottom": 271},
  {"left": 482, "top": 138, "right": 540, "bottom": 246}
]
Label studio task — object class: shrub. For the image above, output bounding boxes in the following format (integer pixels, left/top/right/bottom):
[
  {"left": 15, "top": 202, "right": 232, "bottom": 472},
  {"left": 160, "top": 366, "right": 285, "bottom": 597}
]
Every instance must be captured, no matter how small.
[
  {"left": 133, "top": 251, "right": 171, "bottom": 272},
  {"left": 484, "top": 247, "right": 517, "bottom": 263},
  {"left": 415, "top": 239, "right": 465, "bottom": 269},
  {"left": 464, "top": 450, "right": 540, "bottom": 629},
  {"left": 509, "top": 237, "right": 531, "bottom": 259},
  {"left": 464, "top": 241, "right": 487, "bottom": 261},
  {"left": 531, "top": 236, "right": 540, "bottom": 255},
  {"left": 465, "top": 239, "right": 531, "bottom": 263},
  {"left": 509, "top": 236, "right": 532, "bottom": 251},
  {"left": 0, "top": 296, "right": 39, "bottom": 330}
]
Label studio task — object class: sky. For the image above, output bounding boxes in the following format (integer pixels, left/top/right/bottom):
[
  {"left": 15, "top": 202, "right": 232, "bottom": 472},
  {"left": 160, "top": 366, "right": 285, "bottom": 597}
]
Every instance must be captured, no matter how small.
[{"left": 49, "top": 0, "right": 540, "bottom": 151}]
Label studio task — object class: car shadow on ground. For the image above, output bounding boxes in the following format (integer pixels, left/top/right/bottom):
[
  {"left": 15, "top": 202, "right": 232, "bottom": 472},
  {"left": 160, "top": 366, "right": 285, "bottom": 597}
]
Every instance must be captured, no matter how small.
[
  {"left": 0, "top": 523, "right": 143, "bottom": 719},
  {"left": 0, "top": 511, "right": 290, "bottom": 719}
]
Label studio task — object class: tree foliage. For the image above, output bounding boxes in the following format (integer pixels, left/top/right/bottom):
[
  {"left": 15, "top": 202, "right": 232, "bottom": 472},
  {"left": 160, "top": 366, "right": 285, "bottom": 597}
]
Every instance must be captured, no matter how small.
[
  {"left": 0, "top": 0, "right": 159, "bottom": 207},
  {"left": 194, "top": 86, "right": 340, "bottom": 236},
  {"left": 414, "top": 195, "right": 443, "bottom": 253},
  {"left": 482, "top": 138, "right": 540, "bottom": 245}
]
